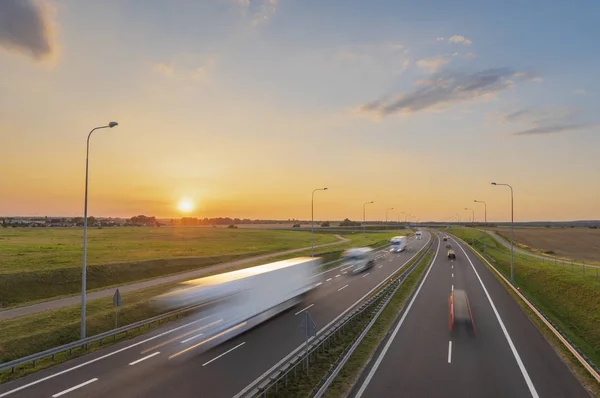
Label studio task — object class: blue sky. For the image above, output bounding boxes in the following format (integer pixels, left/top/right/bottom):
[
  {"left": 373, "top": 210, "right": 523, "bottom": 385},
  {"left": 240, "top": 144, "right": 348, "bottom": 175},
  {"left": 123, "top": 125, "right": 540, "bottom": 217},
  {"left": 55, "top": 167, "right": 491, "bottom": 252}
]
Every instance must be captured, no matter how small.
[{"left": 0, "top": 0, "right": 599, "bottom": 221}]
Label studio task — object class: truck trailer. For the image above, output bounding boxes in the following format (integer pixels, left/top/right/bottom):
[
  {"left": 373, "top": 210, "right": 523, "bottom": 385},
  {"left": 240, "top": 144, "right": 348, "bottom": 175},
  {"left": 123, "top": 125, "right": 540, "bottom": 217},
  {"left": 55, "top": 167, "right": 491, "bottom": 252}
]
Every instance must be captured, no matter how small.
[{"left": 156, "top": 257, "right": 322, "bottom": 355}]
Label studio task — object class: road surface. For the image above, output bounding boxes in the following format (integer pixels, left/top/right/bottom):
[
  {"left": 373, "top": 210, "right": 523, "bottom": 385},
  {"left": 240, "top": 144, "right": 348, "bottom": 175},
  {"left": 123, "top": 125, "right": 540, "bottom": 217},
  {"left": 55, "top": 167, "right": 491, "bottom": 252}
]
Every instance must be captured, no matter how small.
[
  {"left": 352, "top": 232, "right": 589, "bottom": 398},
  {"left": 481, "top": 230, "right": 599, "bottom": 269},
  {"left": 0, "top": 235, "right": 350, "bottom": 321},
  {"left": 0, "top": 234, "right": 429, "bottom": 398}
]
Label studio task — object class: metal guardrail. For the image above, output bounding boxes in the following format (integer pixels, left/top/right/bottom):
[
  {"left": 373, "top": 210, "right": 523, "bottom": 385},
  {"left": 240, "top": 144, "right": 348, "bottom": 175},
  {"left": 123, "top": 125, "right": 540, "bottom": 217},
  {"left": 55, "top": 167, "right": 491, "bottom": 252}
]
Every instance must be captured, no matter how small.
[
  {"left": 0, "top": 302, "right": 206, "bottom": 374},
  {"left": 247, "top": 238, "right": 434, "bottom": 397},
  {"left": 452, "top": 233, "right": 600, "bottom": 384}
]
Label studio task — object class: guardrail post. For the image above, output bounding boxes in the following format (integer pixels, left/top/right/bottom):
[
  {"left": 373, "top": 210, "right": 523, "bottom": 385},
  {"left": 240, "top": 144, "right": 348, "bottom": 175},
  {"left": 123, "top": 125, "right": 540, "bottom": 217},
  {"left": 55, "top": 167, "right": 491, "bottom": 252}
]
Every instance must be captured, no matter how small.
[{"left": 32, "top": 360, "right": 36, "bottom": 368}]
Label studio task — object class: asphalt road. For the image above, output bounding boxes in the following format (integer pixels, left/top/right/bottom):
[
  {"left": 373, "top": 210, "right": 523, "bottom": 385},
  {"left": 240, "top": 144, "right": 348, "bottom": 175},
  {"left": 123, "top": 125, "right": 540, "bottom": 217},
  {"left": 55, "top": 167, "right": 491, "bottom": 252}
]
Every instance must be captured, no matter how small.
[
  {"left": 352, "top": 232, "right": 589, "bottom": 398},
  {"left": 482, "top": 229, "right": 600, "bottom": 269},
  {"left": 0, "top": 233, "right": 430, "bottom": 398},
  {"left": 0, "top": 235, "right": 350, "bottom": 321}
]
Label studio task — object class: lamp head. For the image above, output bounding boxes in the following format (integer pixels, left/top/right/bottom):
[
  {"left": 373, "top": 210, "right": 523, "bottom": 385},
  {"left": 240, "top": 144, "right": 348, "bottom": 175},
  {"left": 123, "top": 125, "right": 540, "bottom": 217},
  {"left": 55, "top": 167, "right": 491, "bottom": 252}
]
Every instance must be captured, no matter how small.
[
  {"left": 491, "top": 182, "right": 497, "bottom": 185},
  {"left": 108, "top": 121, "right": 118, "bottom": 128}
]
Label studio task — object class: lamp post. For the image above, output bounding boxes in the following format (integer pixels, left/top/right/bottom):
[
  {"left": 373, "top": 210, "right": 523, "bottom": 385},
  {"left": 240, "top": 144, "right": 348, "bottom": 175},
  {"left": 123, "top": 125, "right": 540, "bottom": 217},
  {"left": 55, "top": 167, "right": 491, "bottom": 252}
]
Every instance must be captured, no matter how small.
[
  {"left": 398, "top": 211, "right": 404, "bottom": 230},
  {"left": 363, "top": 201, "right": 374, "bottom": 242},
  {"left": 311, "top": 188, "right": 328, "bottom": 257},
  {"left": 492, "top": 182, "right": 514, "bottom": 284},
  {"left": 474, "top": 200, "right": 487, "bottom": 227},
  {"left": 385, "top": 208, "right": 394, "bottom": 230},
  {"left": 465, "top": 208, "right": 474, "bottom": 225},
  {"left": 81, "top": 122, "right": 118, "bottom": 339}
]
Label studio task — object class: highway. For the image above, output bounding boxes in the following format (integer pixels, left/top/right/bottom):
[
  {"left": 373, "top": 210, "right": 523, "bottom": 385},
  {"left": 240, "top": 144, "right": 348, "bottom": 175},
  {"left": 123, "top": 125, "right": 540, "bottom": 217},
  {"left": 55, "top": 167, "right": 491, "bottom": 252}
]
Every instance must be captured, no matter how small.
[
  {"left": 0, "top": 233, "right": 431, "bottom": 398},
  {"left": 352, "top": 232, "right": 590, "bottom": 398}
]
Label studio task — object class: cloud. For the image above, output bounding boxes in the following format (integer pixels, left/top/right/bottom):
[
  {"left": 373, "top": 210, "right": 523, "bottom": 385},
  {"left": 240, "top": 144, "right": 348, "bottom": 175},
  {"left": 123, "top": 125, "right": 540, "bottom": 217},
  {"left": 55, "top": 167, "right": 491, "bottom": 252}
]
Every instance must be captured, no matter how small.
[
  {"left": 513, "top": 71, "right": 543, "bottom": 82},
  {"left": 448, "top": 35, "right": 473, "bottom": 45},
  {"left": 501, "top": 107, "right": 596, "bottom": 136},
  {"left": 573, "top": 89, "right": 594, "bottom": 96},
  {"left": 0, "top": 0, "right": 57, "bottom": 61},
  {"left": 360, "top": 68, "right": 537, "bottom": 117},
  {"left": 153, "top": 63, "right": 174, "bottom": 76},
  {"left": 236, "top": 0, "right": 279, "bottom": 26},
  {"left": 436, "top": 37, "right": 445, "bottom": 41},
  {"left": 416, "top": 56, "right": 450, "bottom": 73}
]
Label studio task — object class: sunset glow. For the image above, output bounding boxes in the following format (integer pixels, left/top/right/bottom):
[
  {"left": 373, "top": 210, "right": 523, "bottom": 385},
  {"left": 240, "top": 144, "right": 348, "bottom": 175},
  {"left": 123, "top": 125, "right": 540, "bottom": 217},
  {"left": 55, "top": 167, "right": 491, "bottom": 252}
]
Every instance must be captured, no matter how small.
[{"left": 177, "top": 199, "right": 195, "bottom": 214}]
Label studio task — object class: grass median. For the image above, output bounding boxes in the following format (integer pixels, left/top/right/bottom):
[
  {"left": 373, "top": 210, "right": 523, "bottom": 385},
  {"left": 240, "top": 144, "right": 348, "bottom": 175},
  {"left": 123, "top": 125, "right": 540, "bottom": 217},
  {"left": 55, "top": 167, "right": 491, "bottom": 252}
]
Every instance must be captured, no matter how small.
[
  {"left": 448, "top": 227, "right": 600, "bottom": 396},
  {"left": 267, "top": 243, "right": 434, "bottom": 397}
]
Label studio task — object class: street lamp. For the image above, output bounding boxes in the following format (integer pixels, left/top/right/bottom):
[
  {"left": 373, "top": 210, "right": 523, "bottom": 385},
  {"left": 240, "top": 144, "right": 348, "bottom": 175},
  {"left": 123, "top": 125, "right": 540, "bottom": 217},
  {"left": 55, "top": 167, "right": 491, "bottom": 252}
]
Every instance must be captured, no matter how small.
[
  {"left": 363, "top": 201, "right": 374, "bottom": 242},
  {"left": 81, "top": 122, "right": 118, "bottom": 339},
  {"left": 385, "top": 208, "right": 394, "bottom": 230},
  {"left": 492, "top": 182, "right": 514, "bottom": 284},
  {"left": 397, "top": 211, "right": 404, "bottom": 230},
  {"left": 311, "top": 188, "right": 328, "bottom": 257},
  {"left": 474, "top": 200, "right": 487, "bottom": 227},
  {"left": 456, "top": 213, "right": 460, "bottom": 223},
  {"left": 464, "top": 208, "right": 474, "bottom": 225}
]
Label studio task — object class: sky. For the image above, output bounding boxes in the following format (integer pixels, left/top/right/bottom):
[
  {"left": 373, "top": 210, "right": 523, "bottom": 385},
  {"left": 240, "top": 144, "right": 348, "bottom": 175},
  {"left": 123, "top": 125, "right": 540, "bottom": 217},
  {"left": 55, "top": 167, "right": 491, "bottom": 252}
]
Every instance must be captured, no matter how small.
[{"left": 1, "top": 0, "right": 599, "bottom": 222}]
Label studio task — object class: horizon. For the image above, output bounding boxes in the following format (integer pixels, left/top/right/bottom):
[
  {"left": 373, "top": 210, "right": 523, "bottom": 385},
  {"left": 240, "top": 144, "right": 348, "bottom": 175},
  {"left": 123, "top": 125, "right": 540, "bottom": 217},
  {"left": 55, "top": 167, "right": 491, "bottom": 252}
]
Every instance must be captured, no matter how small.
[{"left": 1, "top": 1, "right": 599, "bottom": 222}]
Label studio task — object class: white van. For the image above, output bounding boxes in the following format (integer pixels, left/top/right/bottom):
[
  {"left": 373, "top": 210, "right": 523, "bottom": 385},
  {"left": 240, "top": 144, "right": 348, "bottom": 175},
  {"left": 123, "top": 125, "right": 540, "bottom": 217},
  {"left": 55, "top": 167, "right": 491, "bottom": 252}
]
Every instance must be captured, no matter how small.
[
  {"left": 390, "top": 236, "right": 407, "bottom": 253},
  {"left": 416, "top": 231, "right": 422, "bottom": 240}
]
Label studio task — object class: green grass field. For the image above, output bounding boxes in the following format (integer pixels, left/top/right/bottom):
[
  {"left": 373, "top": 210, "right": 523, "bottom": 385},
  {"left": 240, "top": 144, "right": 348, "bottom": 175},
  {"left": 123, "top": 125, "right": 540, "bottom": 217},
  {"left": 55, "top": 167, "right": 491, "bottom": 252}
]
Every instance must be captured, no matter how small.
[
  {"left": 448, "top": 227, "right": 600, "bottom": 377},
  {"left": 0, "top": 227, "right": 341, "bottom": 307}
]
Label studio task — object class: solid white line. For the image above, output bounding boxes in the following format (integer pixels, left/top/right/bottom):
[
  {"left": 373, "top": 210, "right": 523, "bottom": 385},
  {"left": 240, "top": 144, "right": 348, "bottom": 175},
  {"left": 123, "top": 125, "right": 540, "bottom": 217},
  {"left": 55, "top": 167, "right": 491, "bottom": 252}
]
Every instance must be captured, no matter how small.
[
  {"left": 362, "top": 272, "right": 370, "bottom": 278},
  {"left": 335, "top": 274, "right": 341, "bottom": 278},
  {"left": 233, "top": 233, "right": 433, "bottom": 398},
  {"left": 326, "top": 278, "right": 332, "bottom": 282},
  {"left": 128, "top": 351, "right": 160, "bottom": 366},
  {"left": 52, "top": 378, "right": 98, "bottom": 397},
  {"left": 355, "top": 235, "right": 440, "bottom": 398},
  {"left": 452, "top": 238, "right": 539, "bottom": 398},
  {"left": 338, "top": 284, "right": 349, "bottom": 292},
  {"left": 448, "top": 341, "right": 452, "bottom": 363},
  {"left": 0, "top": 317, "right": 211, "bottom": 398},
  {"left": 202, "top": 342, "right": 246, "bottom": 366},
  {"left": 294, "top": 304, "right": 314, "bottom": 316}
]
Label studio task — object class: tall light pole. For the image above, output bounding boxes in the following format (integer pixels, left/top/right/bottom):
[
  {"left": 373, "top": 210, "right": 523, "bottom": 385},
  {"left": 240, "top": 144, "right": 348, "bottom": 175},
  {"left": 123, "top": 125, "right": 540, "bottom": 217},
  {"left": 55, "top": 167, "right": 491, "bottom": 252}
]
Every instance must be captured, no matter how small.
[
  {"left": 398, "top": 211, "right": 404, "bottom": 230},
  {"left": 474, "top": 200, "right": 487, "bottom": 227},
  {"left": 81, "top": 122, "right": 118, "bottom": 339},
  {"left": 385, "top": 208, "right": 394, "bottom": 230},
  {"left": 311, "top": 188, "right": 328, "bottom": 257},
  {"left": 363, "top": 201, "right": 374, "bottom": 242},
  {"left": 492, "top": 182, "right": 514, "bottom": 284},
  {"left": 456, "top": 213, "right": 460, "bottom": 223},
  {"left": 465, "top": 208, "right": 474, "bottom": 225}
]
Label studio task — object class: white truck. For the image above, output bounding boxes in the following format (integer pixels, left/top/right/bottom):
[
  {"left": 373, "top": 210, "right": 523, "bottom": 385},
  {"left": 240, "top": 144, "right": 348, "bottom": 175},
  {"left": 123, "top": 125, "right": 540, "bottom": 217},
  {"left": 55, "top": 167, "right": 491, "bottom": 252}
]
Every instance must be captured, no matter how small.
[
  {"left": 342, "top": 247, "right": 375, "bottom": 274},
  {"left": 415, "top": 231, "right": 423, "bottom": 240},
  {"left": 156, "top": 257, "right": 322, "bottom": 354},
  {"left": 390, "top": 236, "right": 408, "bottom": 253}
]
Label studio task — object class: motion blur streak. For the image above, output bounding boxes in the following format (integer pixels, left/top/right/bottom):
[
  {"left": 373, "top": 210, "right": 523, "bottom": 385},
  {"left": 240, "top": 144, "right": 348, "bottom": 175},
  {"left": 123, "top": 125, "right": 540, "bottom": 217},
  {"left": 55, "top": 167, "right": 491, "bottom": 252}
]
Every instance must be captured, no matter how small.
[
  {"left": 140, "top": 317, "right": 220, "bottom": 354},
  {"left": 169, "top": 322, "right": 248, "bottom": 360}
]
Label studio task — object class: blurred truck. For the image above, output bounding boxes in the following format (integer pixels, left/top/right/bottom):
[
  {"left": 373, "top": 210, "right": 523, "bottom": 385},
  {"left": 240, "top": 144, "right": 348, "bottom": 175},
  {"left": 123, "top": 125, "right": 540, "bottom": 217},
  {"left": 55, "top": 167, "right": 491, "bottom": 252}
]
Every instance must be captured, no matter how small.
[
  {"left": 155, "top": 257, "right": 322, "bottom": 353},
  {"left": 390, "top": 236, "right": 408, "bottom": 253},
  {"left": 343, "top": 247, "right": 376, "bottom": 274}
]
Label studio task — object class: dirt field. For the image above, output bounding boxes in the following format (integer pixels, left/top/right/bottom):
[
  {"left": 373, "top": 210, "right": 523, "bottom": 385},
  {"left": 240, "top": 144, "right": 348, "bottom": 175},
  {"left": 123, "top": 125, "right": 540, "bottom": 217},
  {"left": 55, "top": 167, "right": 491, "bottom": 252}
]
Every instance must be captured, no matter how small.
[{"left": 492, "top": 227, "right": 600, "bottom": 263}]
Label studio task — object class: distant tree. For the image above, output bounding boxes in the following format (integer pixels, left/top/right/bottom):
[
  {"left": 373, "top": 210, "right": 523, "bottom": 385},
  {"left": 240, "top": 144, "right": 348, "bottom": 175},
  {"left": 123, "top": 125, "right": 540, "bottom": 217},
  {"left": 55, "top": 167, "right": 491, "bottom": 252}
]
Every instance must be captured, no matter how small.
[
  {"left": 339, "top": 218, "right": 361, "bottom": 227},
  {"left": 1, "top": 219, "right": 6, "bottom": 228},
  {"left": 227, "top": 224, "right": 238, "bottom": 229},
  {"left": 321, "top": 221, "right": 330, "bottom": 227},
  {"left": 293, "top": 223, "right": 301, "bottom": 228}
]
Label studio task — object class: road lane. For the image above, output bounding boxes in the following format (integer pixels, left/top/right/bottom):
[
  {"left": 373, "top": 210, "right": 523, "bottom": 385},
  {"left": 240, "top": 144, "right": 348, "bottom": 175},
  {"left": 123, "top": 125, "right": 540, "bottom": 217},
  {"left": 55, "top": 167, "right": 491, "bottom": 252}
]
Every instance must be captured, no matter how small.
[
  {"left": 354, "top": 232, "right": 588, "bottom": 398},
  {"left": 0, "top": 233, "right": 430, "bottom": 398}
]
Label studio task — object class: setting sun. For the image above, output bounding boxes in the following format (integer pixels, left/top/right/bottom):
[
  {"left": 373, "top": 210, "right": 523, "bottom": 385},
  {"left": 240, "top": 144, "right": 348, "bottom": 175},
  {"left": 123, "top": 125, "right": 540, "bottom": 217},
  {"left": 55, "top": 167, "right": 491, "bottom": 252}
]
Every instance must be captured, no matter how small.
[{"left": 177, "top": 198, "right": 194, "bottom": 213}]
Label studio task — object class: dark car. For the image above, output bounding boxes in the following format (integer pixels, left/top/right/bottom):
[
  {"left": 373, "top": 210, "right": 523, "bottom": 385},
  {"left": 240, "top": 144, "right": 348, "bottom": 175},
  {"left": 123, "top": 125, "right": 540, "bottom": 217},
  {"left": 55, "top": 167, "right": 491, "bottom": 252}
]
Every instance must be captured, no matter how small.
[
  {"left": 448, "top": 250, "right": 456, "bottom": 259},
  {"left": 443, "top": 236, "right": 448, "bottom": 241}
]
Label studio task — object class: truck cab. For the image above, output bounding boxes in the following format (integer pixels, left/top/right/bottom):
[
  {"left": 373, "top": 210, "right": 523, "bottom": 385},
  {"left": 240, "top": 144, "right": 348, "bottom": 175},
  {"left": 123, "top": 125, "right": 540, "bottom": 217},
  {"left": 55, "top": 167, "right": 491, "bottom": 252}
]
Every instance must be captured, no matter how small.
[
  {"left": 343, "top": 248, "right": 375, "bottom": 274},
  {"left": 390, "top": 236, "right": 407, "bottom": 253}
]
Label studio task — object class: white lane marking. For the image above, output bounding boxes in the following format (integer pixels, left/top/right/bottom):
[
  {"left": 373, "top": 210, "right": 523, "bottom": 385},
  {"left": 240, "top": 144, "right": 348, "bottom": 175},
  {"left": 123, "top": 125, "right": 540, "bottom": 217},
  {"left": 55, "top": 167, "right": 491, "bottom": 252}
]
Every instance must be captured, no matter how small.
[
  {"left": 452, "top": 265, "right": 454, "bottom": 269},
  {"left": 452, "top": 273, "right": 454, "bottom": 278},
  {"left": 452, "top": 238, "right": 539, "bottom": 398},
  {"left": 180, "top": 319, "right": 224, "bottom": 343},
  {"left": 52, "top": 378, "right": 98, "bottom": 397},
  {"left": 451, "top": 285, "right": 454, "bottom": 292},
  {"left": 388, "top": 259, "right": 394, "bottom": 262},
  {"left": 294, "top": 304, "right": 314, "bottom": 316},
  {"left": 355, "top": 235, "right": 440, "bottom": 398},
  {"left": 342, "top": 271, "right": 347, "bottom": 274},
  {"left": 338, "top": 284, "right": 349, "bottom": 292},
  {"left": 129, "top": 351, "right": 160, "bottom": 366},
  {"left": 335, "top": 274, "right": 341, "bottom": 278},
  {"left": 315, "top": 282, "right": 322, "bottom": 287},
  {"left": 362, "top": 272, "right": 370, "bottom": 278},
  {"left": 448, "top": 341, "right": 452, "bottom": 363},
  {"left": 202, "top": 342, "right": 246, "bottom": 367},
  {"left": 340, "top": 266, "right": 352, "bottom": 272},
  {"left": 234, "top": 233, "right": 433, "bottom": 398},
  {"left": 378, "top": 264, "right": 383, "bottom": 268},
  {"left": 326, "top": 278, "right": 332, "bottom": 282},
  {"left": 0, "top": 316, "right": 212, "bottom": 398}
]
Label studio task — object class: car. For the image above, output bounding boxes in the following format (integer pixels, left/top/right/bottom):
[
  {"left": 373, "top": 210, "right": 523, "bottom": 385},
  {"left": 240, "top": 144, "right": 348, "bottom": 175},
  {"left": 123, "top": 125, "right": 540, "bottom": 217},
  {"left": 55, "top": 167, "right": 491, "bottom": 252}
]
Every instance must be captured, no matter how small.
[
  {"left": 446, "top": 243, "right": 452, "bottom": 249},
  {"left": 443, "top": 236, "right": 448, "bottom": 241},
  {"left": 448, "top": 250, "right": 456, "bottom": 259}
]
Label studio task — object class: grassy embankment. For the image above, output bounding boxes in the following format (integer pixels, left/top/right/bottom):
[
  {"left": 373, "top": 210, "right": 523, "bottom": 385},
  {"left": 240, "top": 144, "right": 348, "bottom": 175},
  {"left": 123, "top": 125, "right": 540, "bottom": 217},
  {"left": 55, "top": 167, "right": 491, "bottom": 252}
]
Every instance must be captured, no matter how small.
[
  {"left": 0, "top": 227, "right": 341, "bottom": 308},
  {"left": 449, "top": 227, "right": 600, "bottom": 396},
  {"left": 0, "top": 230, "right": 396, "bottom": 382},
  {"left": 269, "top": 245, "right": 434, "bottom": 397}
]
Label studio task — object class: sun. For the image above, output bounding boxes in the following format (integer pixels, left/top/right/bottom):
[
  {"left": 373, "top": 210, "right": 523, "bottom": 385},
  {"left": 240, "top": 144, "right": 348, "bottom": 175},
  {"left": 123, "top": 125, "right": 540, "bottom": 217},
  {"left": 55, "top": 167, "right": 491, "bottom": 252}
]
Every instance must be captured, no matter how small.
[{"left": 177, "top": 198, "right": 195, "bottom": 213}]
